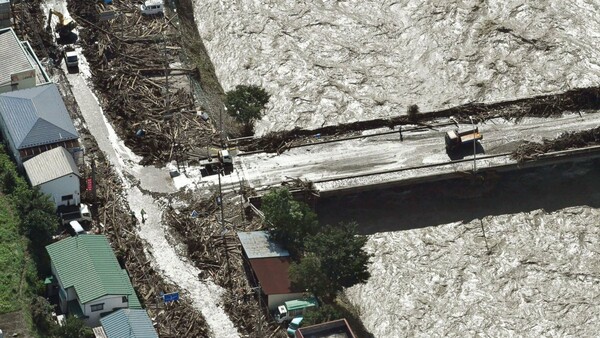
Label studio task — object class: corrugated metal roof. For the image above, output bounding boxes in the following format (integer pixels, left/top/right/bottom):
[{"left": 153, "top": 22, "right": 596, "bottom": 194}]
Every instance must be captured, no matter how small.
[
  {"left": 0, "top": 28, "right": 32, "bottom": 87},
  {"left": 296, "top": 319, "right": 357, "bottom": 338},
  {"left": 100, "top": 309, "right": 158, "bottom": 338},
  {"left": 23, "top": 146, "right": 80, "bottom": 186},
  {"left": 237, "top": 231, "right": 289, "bottom": 259},
  {"left": 249, "top": 257, "right": 301, "bottom": 295},
  {"left": 46, "top": 235, "right": 142, "bottom": 306},
  {"left": 0, "top": 83, "right": 78, "bottom": 149},
  {"left": 285, "top": 297, "right": 318, "bottom": 311}
]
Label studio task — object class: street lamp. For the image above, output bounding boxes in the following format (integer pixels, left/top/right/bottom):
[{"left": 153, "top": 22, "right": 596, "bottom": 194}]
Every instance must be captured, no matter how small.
[{"left": 469, "top": 115, "right": 477, "bottom": 173}]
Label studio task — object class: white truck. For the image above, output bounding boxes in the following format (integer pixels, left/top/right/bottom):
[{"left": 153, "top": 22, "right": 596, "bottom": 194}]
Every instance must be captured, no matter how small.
[
  {"left": 64, "top": 50, "right": 79, "bottom": 69},
  {"left": 445, "top": 127, "right": 482, "bottom": 152},
  {"left": 274, "top": 297, "right": 319, "bottom": 323},
  {"left": 218, "top": 149, "right": 233, "bottom": 165}
]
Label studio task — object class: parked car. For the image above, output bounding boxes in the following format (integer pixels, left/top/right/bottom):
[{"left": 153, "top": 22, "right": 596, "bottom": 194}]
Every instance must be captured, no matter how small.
[
  {"left": 64, "top": 50, "right": 79, "bottom": 70},
  {"left": 140, "top": 0, "right": 163, "bottom": 15},
  {"left": 287, "top": 317, "right": 303, "bottom": 336}
]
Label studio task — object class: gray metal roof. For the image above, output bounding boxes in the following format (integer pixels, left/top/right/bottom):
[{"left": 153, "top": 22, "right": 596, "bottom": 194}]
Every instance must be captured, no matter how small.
[
  {"left": 237, "top": 231, "right": 289, "bottom": 259},
  {"left": 0, "top": 83, "right": 78, "bottom": 149},
  {"left": 23, "top": 146, "right": 80, "bottom": 186},
  {"left": 100, "top": 309, "right": 158, "bottom": 338},
  {"left": 0, "top": 28, "right": 36, "bottom": 87}
]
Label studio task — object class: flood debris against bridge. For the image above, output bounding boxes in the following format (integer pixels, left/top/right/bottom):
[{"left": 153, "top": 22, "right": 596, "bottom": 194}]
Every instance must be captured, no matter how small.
[{"left": 512, "top": 126, "right": 600, "bottom": 163}]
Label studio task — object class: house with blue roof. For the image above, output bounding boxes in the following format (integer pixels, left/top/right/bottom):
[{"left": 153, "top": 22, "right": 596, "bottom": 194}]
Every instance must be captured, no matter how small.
[
  {"left": 0, "top": 83, "right": 79, "bottom": 165},
  {"left": 93, "top": 309, "right": 158, "bottom": 338},
  {"left": 46, "top": 235, "right": 142, "bottom": 327}
]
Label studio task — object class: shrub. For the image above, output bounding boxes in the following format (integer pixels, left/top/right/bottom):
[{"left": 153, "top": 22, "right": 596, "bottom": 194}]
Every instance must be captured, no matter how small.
[{"left": 407, "top": 104, "right": 420, "bottom": 122}]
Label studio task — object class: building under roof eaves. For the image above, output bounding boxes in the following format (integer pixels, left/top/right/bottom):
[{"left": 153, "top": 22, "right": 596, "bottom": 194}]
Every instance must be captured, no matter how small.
[
  {"left": 0, "top": 27, "right": 50, "bottom": 93},
  {"left": 237, "top": 230, "right": 289, "bottom": 259},
  {"left": 0, "top": 83, "right": 79, "bottom": 165},
  {"left": 238, "top": 231, "right": 305, "bottom": 309},
  {"left": 24, "top": 146, "right": 80, "bottom": 186},
  {"left": 23, "top": 146, "right": 81, "bottom": 208},
  {"left": 95, "top": 309, "right": 158, "bottom": 338},
  {"left": 296, "top": 318, "right": 357, "bottom": 338}
]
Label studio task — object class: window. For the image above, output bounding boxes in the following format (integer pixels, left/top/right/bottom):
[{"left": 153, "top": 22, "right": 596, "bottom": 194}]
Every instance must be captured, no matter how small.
[
  {"left": 91, "top": 303, "right": 104, "bottom": 312},
  {"left": 61, "top": 194, "right": 73, "bottom": 201},
  {"left": 122, "top": 296, "right": 128, "bottom": 303}
]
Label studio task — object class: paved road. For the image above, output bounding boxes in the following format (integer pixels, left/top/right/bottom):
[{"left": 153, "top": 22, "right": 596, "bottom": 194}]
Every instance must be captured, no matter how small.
[{"left": 235, "top": 113, "right": 600, "bottom": 193}]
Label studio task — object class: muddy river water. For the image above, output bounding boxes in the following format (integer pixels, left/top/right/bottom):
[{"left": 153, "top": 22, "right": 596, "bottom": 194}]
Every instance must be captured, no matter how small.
[
  {"left": 190, "top": 1, "right": 600, "bottom": 336},
  {"left": 317, "top": 160, "right": 600, "bottom": 337}
]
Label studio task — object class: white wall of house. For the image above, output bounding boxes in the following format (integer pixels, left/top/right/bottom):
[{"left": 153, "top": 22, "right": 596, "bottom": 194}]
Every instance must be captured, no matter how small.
[
  {"left": 83, "top": 294, "right": 129, "bottom": 327},
  {"left": 267, "top": 292, "right": 306, "bottom": 311},
  {"left": 51, "top": 262, "right": 79, "bottom": 313},
  {"left": 39, "top": 174, "right": 80, "bottom": 208}
]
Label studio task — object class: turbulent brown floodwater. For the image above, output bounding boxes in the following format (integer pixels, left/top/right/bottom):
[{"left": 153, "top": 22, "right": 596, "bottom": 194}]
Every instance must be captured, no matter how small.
[
  {"left": 193, "top": 0, "right": 600, "bottom": 135},
  {"left": 191, "top": 1, "right": 600, "bottom": 336},
  {"left": 317, "top": 161, "right": 600, "bottom": 337}
]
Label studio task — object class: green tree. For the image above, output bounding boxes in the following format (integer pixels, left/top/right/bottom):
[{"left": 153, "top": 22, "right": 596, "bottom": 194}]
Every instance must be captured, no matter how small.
[
  {"left": 23, "top": 209, "right": 59, "bottom": 248},
  {"left": 407, "top": 104, "right": 420, "bottom": 122},
  {"left": 52, "top": 315, "right": 93, "bottom": 338},
  {"left": 291, "top": 222, "right": 371, "bottom": 302},
  {"left": 262, "top": 188, "right": 319, "bottom": 257},
  {"left": 302, "top": 304, "right": 345, "bottom": 327},
  {"left": 225, "top": 85, "right": 270, "bottom": 134},
  {"left": 30, "top": 296, "right": 54, "bottom": 333}
]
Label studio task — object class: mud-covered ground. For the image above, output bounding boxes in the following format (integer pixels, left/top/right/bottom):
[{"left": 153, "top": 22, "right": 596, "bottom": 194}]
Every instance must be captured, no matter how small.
[
  {"left": 318, "top": 161, "right": 600, "bottom": 337},
  {"left": 193, "top": 0, "right": 600, "bottom": 135}
]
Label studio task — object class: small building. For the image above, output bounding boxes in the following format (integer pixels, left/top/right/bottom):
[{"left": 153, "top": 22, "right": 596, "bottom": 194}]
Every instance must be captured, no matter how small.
[
  {"left": 249, "top": 257, "right": 306, "bottom": 310},
  {"left": 93, "top": 309, "right": 158, "bottom": 338},
  {"left": 0, "top": 27, "right": 51, "bottom": 93},
  {"left": 0, "top": 83, "right": 79, "bottom": 165},
  {"left": 238, "top": 231, "right": 305, "bottom": 310},
  {"left": 23, "top": 146, "right": 80, "bottom": 208},
  {"left": 0, "top": 0, "right": 10, "bottom": 29},
  {"left": 46, "top": 235, "right": 142, "bottom": 327},
  {"left": 296, "top": 318, "right": 357, "bottom": 338}
]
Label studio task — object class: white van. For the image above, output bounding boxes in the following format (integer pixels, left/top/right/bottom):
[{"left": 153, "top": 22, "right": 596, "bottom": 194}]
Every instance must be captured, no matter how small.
[
  {"left": 140, "top": 0, "right": 163, "bottom": 15},
  {"left": 69, "top": 221, "right": 86, "bottom": 235}
]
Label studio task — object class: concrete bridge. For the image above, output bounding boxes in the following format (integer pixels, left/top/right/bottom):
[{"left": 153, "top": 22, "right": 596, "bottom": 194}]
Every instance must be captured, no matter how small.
[{"left": 232, "top": 112, "right": 600, "bottom": 198}]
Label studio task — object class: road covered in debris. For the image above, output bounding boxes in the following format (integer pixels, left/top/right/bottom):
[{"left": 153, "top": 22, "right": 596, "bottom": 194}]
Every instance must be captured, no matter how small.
[
  {"left": 42, "top": 1, "right": 240, "bottom": 336},
  {"left": 65, "top": 60, "right": 239, "bottom": 337}
]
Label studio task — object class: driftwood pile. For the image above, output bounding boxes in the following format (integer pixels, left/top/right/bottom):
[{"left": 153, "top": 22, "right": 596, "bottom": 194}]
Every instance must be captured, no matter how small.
[
  {"left": 69, "top": 0, "right": 214, "bottom": 165},
  {"left": 237, "top": 87, "right": 600, "bottom": 153},
  {"left": 512, "top": 127, "right": 600, "bottom": 163},
  {"left": 164, "top": 189, "right": 287, "bottom": 338},
  {"left": 89, "top": 158, "right": 211, "bottom": 337}
]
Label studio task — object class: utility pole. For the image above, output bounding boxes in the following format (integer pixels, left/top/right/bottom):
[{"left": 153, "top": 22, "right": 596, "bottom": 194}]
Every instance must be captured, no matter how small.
[
  {"left": 480, "top": 219, "right": 490, "bottom": 254},
  {"left": 255, "top": 283, "right": 263, "bottom": 338},
  {"left": 163, "top": 31, "right": 170, "bottom": 116},
  {"left": 218, "top": 165, "right": 231, "bottom": 281},
  {"left": 220, "top": 105, "right": 226, "bottom": 148},
  {"left": 469, "top": 115, "right": 477, "bottom": 173},
  {"left": 91, "top": 157, "right": 97, "bottom": 203}
]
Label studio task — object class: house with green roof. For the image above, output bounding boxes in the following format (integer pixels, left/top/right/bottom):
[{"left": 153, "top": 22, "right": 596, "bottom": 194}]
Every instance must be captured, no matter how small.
[{"left": 46, "top": 235, "right": 141, "bottom": 327}]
